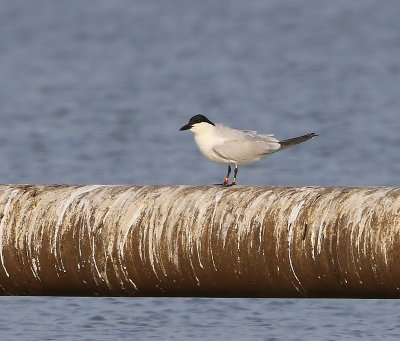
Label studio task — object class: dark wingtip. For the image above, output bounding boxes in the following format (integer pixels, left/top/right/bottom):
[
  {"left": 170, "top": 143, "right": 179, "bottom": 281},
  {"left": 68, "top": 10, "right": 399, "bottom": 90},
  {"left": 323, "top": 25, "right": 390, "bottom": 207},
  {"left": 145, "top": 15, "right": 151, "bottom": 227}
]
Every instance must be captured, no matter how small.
[{"left": 279, "top": 132, "right": 318, "bottom": 148}]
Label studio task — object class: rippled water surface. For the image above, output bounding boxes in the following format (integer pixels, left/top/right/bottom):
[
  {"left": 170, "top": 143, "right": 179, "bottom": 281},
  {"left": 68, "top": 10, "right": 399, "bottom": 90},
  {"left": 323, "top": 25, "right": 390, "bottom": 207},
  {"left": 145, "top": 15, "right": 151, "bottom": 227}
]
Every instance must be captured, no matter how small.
[
  {"left": 1, "top": 0, "right": 400, "bottom": 339},
  {"left": 2, "top": 297, "right": 400, "bottom": 340}
]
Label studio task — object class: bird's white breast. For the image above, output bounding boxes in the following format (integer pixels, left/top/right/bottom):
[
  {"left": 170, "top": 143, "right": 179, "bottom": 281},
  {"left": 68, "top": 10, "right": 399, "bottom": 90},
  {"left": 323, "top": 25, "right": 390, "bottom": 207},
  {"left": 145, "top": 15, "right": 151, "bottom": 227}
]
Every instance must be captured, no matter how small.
[{"left": 193, "top": 130, "right": 229, "bottom": 164}]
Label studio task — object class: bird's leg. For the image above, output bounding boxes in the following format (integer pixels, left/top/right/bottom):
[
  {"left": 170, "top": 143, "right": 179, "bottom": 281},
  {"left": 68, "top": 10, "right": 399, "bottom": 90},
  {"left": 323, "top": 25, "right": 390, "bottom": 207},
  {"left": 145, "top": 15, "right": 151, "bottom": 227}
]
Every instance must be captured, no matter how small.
[
  {"left": 231, "top": 165, "right": 238, "bottom": 185},
  {"left": 223, "top": 165, "right": 231, "bottom": 185}
]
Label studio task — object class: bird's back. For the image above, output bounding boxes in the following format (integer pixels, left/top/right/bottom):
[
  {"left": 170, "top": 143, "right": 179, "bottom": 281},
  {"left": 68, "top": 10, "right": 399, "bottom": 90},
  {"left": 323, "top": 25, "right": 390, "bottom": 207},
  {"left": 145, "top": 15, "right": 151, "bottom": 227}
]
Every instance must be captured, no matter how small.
[{"left": 214, "top": 124, "right": 277, "bottom": 142}]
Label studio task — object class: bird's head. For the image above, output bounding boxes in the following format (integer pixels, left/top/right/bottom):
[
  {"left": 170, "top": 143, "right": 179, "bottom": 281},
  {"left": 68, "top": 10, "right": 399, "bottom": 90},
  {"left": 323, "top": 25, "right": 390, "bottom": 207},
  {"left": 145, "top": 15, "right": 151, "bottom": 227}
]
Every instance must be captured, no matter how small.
[{"left": 180, "top": 114, "right": 215, "bottom": 134}]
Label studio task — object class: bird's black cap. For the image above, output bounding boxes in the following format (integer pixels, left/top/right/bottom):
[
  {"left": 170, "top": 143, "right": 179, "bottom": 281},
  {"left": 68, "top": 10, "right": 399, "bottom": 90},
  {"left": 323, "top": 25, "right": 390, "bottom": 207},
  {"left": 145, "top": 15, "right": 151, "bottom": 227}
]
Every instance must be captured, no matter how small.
[{"left": 180, "top": 114, "right": 215, "bottom": 131}]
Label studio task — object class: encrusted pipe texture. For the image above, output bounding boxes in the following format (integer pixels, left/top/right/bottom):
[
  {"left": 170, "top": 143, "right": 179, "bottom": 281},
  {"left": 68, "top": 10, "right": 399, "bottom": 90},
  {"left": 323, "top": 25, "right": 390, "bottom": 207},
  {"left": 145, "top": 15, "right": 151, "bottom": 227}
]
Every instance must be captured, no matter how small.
[{"left": 0, "top": 184, "right": 399, "bottom": 297}]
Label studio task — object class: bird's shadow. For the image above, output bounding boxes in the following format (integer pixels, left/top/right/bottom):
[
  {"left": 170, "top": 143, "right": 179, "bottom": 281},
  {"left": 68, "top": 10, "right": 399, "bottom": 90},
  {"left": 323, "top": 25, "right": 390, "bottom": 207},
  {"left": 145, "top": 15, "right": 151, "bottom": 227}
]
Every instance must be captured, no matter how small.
[{"left": 213, "top": 183, "right": 235, "bottom": 187}]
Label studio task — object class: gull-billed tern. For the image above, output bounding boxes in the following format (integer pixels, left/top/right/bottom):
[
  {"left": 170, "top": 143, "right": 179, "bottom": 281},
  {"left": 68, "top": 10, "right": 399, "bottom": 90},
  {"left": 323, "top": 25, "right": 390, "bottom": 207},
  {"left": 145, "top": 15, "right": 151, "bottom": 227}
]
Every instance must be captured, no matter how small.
[{"left": 180, "top": 114, "right": 317, "bottom": 186}]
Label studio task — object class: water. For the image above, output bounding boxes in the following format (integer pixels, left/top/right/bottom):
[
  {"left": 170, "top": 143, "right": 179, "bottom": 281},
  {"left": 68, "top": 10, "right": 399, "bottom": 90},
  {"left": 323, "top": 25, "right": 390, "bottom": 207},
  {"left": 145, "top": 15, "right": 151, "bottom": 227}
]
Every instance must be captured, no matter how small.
[
  {"left": 1, "top": 297, "right": 400, "bottom": 340},
  {"left": 1, "top": 0, "right": 400, "bottom": 339}
]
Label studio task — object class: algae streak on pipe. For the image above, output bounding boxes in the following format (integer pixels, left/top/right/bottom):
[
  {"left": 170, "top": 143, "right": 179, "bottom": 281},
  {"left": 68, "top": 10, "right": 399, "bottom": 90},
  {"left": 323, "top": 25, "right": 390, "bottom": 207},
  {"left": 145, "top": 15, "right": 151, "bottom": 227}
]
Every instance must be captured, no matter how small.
[{"left": 0, "top": 184, "right": 399, "bottom": 297}]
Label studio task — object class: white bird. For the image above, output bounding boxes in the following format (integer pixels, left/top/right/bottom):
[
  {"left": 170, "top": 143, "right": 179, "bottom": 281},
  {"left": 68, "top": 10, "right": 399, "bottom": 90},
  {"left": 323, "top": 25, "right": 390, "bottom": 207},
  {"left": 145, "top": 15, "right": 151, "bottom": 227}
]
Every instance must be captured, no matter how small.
[{"left": 180, "top": 114, "right": 317, "bottom": 186}]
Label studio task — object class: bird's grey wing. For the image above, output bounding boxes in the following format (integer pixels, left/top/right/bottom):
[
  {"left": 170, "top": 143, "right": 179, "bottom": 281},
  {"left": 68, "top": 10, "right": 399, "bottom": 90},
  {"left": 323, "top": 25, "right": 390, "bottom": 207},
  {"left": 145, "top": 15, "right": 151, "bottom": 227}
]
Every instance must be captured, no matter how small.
[{"left": 213, "top": 136, "right": 281, "bottom": 164}]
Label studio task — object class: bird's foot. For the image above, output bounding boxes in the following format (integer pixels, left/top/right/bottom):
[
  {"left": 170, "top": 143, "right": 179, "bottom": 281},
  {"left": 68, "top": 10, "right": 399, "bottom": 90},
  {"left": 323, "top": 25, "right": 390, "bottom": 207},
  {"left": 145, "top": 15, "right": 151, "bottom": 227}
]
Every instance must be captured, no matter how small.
[{"left": 213, "top": 177, "right": 236, "bottom": 187}]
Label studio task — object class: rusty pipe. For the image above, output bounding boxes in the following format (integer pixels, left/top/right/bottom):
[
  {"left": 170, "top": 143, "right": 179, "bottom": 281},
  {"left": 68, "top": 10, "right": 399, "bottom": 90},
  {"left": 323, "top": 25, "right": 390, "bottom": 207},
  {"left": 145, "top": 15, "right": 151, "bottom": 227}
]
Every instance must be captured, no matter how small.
[{"left": 0, "top": 184, "right": 399, "bottom": 297}]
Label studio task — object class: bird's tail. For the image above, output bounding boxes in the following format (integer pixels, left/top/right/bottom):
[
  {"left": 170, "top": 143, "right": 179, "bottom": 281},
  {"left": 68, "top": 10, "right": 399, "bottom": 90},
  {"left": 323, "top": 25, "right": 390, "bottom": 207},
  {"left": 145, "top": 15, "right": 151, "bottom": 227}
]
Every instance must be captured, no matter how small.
[{"left": 279, "top": 133, "right": 318, "bottom": 150}]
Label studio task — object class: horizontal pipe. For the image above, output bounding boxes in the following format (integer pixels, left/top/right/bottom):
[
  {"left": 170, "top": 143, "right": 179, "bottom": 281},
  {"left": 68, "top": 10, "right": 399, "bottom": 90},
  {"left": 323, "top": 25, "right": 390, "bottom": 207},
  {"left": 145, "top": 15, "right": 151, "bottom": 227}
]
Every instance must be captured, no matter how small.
[{"left": 0, "top": 184, "right": 399, "bottom": 297}]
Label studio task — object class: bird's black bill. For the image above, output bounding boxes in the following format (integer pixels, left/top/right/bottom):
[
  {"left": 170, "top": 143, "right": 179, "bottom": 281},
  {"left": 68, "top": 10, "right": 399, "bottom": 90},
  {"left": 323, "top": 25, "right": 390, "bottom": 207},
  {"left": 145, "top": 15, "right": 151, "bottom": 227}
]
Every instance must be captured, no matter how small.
[{"left": 179, "top": 124, "right": 192, "bottom": 131}]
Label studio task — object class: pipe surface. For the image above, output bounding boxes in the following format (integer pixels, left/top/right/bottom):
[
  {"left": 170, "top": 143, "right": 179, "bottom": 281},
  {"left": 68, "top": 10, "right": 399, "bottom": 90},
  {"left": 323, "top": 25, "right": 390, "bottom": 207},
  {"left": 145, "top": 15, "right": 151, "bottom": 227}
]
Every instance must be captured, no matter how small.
[{"left": 0, "top": 184, "right": 399, "bottom": 297}]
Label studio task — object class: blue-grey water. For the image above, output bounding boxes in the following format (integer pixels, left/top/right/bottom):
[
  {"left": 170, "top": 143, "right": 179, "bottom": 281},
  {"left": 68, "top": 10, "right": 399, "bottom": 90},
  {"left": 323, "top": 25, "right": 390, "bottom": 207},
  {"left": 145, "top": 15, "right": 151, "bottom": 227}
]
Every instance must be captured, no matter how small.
[{"left": 1, "top": 0, "right": 400, "bottom": 339}]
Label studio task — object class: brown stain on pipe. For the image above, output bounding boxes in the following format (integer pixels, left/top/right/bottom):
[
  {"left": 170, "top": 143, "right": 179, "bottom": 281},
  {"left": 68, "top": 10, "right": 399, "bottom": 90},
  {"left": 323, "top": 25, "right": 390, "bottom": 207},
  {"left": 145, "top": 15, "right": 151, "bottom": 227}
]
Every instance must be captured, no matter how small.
[{"left": 0, "top": 184, "right": 399, "bottom": 297}]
